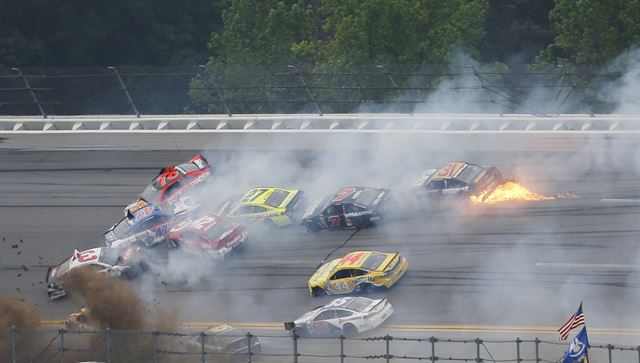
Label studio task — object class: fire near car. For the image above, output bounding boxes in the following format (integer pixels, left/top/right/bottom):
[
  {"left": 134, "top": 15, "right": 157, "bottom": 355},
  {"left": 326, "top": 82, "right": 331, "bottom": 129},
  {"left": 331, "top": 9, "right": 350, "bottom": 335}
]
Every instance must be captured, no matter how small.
[
  {"left": 127, "top": 154, "right": 211, "bottom": 213},
  {"left": 415, "top": 162, "right": 502, "bottom": 202},
  {"left": 65, "top": 308, "right": 93, "bottom": 330},
  {"left": 308, "top": 250, "right": 408, "bottom": 296},
  {"left": 46, "top": 245, "right": 147, "bottom": 300},
  {"left": 187, "top": 324, "right": 261, "bottom": 355},
  {"left": 301, "top": 187, "right": 394, "bottom": 232},
  {"left": 219, "top": 187, "right": 305, "bottom": 228},
  {"left": 168, "top": 213, "right": 247, "bottom": 260},
  {"left": 104, "top": 204, "right": 175, "bottom": 249},
  {"left": 285, "top": 297, "right": 393, "bottom": 337}
]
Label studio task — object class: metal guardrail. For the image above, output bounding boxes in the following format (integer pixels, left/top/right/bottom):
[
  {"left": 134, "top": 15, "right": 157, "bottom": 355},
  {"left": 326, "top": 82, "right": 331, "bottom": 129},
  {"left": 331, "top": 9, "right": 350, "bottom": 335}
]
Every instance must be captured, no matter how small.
[
  {"left": 4, "top": 326, "right": 640, "bottom": 363},
  {"left": 1, "top": 113, "right": 639, "bottom": 132}
]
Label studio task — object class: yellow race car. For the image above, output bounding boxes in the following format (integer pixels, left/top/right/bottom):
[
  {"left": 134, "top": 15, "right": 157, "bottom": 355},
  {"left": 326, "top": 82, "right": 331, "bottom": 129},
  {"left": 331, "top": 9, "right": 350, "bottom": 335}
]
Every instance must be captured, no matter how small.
[
  {"left": 308, "top": 250, "right": 408, "bottom": 296},
  {"left": 219, "top": 187, "right": 305, "bottom": 228}
]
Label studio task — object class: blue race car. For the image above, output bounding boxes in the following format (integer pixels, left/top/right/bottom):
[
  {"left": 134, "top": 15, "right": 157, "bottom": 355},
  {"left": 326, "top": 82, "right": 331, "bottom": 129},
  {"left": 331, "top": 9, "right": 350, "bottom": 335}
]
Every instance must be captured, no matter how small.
[{"left": 104, "top": 204, "right": 175, "bottom": 249}]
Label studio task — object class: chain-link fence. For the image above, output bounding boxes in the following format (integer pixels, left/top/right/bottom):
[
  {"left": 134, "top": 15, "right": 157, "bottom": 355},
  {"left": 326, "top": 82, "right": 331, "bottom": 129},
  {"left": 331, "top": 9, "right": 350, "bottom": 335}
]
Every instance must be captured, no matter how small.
[
  {"left": 1, "top": 64, "right": 637, "bottom": 117},
  {"left": 2, "top": 326, "right": 639, "bottom": 363}
]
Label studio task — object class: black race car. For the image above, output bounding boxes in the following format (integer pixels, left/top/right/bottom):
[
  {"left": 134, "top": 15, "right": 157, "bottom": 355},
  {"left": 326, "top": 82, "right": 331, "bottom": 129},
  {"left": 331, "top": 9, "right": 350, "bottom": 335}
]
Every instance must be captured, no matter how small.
[
  {"left": 415, "top": 162, "right": 502, "bottom": 202},
  {"left": 300, "top": 187, "right": 394, "bottom": 232}
]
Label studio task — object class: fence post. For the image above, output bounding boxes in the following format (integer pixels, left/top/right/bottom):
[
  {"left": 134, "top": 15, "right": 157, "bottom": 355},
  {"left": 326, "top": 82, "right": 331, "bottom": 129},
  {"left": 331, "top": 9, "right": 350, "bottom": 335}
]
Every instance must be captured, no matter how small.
[
  {"left": 385, "top": 335, "right": 392, "bottom": 363},
  {"left": 198, "top": 65, "right": 232, "bottom": 116},
  {"left": 608, "top": 344, "right": 614, "bottom": 363},
  {"left": 106, "top": 327, "right": 112, "bottom": 363},
  {"left": 246, "top": 332, "right": 252, "bottom": 363},
  {"left": 287, "top": 65, "right": 323, "bottom": 116},
  {"left": 534, "top": 337, "right": 540, "bottom": 363},
  {"left": 200, "top": 331, "right": 206, "bottom": 363},
  {"left": 108, "top": 66, "right": 140, "bottom": 118},
  {"left": 292, "top": 332, "right": 299, "bottom": 363},
  {"left": 475, "top": 338, "right": 483, "bottom": 362},
  {"left": 516, "top": 337, "right": 521, "bottom": 363},
  {"left": 153, "top": 331, "right": 159, "bottom": 363},
  {"left": 11, "top": 67, "right": 47, "bottom": 118},
  {"left": 339, "top": 335, "right": 345, "bottom": 363},
  {"left": 637, "top": 345, "right": 640, "bottom": 363},
  {"left": 59, "top": 328, "right": 65, "bottom": 363},
  {"left": 429, "top": 336, "right": 437, "bottom": 363},
  {"left": 10, "top": 325, "right": 17, "bottom": 363}
]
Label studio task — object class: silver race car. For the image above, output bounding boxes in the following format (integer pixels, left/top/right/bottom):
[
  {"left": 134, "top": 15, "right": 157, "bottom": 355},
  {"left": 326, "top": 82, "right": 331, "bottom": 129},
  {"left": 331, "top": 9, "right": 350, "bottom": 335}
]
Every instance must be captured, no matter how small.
[
  {"left": 285, "top": 297, "right": 393, "bottom": 337},
  {"left": 46, "top": 245, "right": 148, "bottom": 300}
]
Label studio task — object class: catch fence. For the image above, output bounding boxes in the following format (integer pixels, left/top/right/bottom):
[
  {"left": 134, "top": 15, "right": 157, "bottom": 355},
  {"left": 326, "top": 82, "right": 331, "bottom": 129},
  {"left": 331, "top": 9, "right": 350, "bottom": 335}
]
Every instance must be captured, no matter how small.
[
  {"left": 0, "top": 64, "right": 637, "bottom": 117},
  {"left": 3, "top": 326, "right": 639, "bottom": 363}
]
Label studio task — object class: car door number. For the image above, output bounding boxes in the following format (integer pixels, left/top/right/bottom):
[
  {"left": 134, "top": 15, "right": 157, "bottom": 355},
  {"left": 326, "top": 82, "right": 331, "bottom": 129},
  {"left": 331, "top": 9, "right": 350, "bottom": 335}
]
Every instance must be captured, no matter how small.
[{"left": 330, "top": 281, "right": 352, "bottom": 292}]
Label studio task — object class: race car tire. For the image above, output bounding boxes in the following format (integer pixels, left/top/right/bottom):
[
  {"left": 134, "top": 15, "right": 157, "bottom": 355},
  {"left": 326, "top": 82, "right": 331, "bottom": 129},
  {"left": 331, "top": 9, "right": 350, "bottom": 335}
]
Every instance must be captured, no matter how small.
[
  {"left": 342, "top": 324, "right": 358, "bottom": 337},
  {"left": 311, "top": 287, "right": 326, "bottom": 297},
  {"left": 305, "top": 223, "right": 322, "bottom": 233},
  {"left": 355, "top": 283, "right": 371, "bottom": 294}
]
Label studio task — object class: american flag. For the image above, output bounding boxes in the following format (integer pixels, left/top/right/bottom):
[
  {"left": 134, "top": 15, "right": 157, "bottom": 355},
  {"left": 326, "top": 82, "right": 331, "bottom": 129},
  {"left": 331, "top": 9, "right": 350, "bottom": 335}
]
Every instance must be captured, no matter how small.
[{"left": 558, "top": 302, "right": 585, "bottom": 340}]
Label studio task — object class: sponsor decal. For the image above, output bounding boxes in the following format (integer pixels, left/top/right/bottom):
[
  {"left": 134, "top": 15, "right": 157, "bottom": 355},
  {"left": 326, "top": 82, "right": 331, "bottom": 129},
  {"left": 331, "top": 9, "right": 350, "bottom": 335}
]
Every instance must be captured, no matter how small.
[
  {"left": 442, "top": 186, "right": 469, "bottom": 195},
  {"left": 344, "top": 210, "right": 375, "bottom": 218}
]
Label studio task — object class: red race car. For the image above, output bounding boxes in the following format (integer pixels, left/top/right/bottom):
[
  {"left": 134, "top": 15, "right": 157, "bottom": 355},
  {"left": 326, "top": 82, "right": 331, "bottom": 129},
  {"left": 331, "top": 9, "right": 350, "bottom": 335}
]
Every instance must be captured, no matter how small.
[
  {"left": 168, "top": 213, "right": 247, "bottom": 260},
  {"left": 127, "top": 155, "right": 211, "bottom": 213}
]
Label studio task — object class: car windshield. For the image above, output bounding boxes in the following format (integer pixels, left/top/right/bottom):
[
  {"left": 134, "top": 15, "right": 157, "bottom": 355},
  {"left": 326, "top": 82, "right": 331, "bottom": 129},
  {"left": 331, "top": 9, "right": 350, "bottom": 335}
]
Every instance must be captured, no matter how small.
[
  {"left": 98, "top": 248, "right": 121, "bottom": 265},
  {"left": 264, "top": 190, "right": 289, "bottom": 208},
  {"left": 205, "top": 221, "right": 232, "bottom": 240},
  {"left": 343, "top": 298, "right": 372, "bottom": 312},
  {"left": 177, "top": 163, "right": 199, "bottom": 173},
  {"left": 55, "top": 257, "right": 73, "bottom": 277},
  {"left": 361, "top": 252, "right": 387, "bottom": 270},
  {"left": 141, "top": 184, "right": 161, "bottom": 202},
  {"left": 354, "top": 189, "right": 379, "bottom": 207},
  {"left": 455, "top": 164, "right": 484, "bottom": 185}
]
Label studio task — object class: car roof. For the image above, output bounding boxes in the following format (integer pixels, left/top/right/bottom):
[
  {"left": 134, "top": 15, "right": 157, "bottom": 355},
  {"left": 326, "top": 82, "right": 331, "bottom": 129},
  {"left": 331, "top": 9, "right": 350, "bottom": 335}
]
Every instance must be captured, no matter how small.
[
  {"left": 237, "top": 187, "right": 294, "bottom": 207},
  {"left": 336, "top": 251, "right": 375, "bottom": 269},
  {"left": 321, "top": 296, "right": 375, "bottom": 312},
  {"left": 328, "top": 187, "right": 384, "bottom": 206}
]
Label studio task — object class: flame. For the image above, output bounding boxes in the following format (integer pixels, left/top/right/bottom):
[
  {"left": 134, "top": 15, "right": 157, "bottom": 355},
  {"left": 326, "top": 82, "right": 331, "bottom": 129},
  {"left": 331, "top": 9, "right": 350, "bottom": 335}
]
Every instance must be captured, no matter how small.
[{"left": 471, "top": 181, "right": 556, "bottom": 204}]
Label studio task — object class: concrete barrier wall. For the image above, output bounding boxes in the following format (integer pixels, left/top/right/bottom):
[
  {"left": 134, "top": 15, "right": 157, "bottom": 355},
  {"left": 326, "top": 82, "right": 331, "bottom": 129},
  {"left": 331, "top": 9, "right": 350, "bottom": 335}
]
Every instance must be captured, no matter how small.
[{"left": 1, "top": 113, "right": 639, "bottom": 151}]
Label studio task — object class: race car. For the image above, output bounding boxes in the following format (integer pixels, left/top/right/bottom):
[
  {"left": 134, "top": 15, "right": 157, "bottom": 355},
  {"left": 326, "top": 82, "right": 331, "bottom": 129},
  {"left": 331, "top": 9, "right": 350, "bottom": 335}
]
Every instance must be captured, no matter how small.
[
  {"left": 308, "top": 250, "right": 408, "bottom": 296},
  {"left": 104, "top": 204, "right": 174, "bottom": 248},
  {"left": 219, "top": 187, "right": 305, "bottom": 228},
  {"left": 65, "top": 308, "right": 93, "bottom": 330},
  {"left": 415, "top": 162, "right": 502, "bottom": 202},
  {"left": 167, "top": 213, "right": 247, "bottom": 260},
  {"left": 187, "top": 324, "right": 261, "bottom": 355},
  {"left": 127, "top": 154, "right": 211, "bottom": 213},
  {"left": 285, "top": 297, "right": 393, "bottom": 337},
  {"left": 300, "top": 187, "right": 394, "bottom": 232},
  {"left": 46, "top": 245, "right": 148, "bottom": 300}
]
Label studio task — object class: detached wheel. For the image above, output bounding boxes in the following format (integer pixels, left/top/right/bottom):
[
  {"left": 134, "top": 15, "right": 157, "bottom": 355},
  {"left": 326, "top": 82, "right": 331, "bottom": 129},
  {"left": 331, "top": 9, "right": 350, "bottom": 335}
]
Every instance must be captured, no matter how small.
[{"left": 342, "top": 324, "right": 358, "bottom": 337}]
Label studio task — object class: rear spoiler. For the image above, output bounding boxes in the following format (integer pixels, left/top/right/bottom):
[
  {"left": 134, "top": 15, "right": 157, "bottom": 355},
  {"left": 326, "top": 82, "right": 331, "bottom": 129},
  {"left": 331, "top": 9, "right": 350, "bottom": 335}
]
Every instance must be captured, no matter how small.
[
  {"left": 364, "top": 298, "right": 387, "bottom": 313},
  {"left": 379, "top": 252, "right": 399, "bottom": 271}
]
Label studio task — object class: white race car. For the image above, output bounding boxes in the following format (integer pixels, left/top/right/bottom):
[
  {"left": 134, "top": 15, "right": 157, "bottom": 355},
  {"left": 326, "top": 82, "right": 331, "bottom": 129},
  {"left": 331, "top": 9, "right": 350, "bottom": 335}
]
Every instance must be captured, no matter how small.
[{"left": 285, "top": 297, "right": 393, "bottom": 337}]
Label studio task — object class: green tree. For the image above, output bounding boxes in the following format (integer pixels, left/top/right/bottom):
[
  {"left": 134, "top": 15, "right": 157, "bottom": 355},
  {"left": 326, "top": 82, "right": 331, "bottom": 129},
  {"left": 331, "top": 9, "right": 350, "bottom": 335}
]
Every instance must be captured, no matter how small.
[
  {"left": 541, "top": 0, "right": 640, "bottom": 65},
  {"left": 207, "top": 0, "right": 318, "bottom": 65},
  {"left": 478, "top": 0, "right": 555, "bottom": 65},
  {"left": 0, "top": 0, "right": 223, "bottom": 67},
  {"left": 314, "top": 0, "right": 488, "bottom": 65}
]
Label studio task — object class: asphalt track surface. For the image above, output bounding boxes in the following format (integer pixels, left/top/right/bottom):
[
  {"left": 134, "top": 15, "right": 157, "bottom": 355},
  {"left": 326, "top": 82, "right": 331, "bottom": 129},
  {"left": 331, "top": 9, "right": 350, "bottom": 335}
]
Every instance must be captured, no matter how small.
[{"left": 1, "top": 149, "right": 640, "bottom": 361}]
